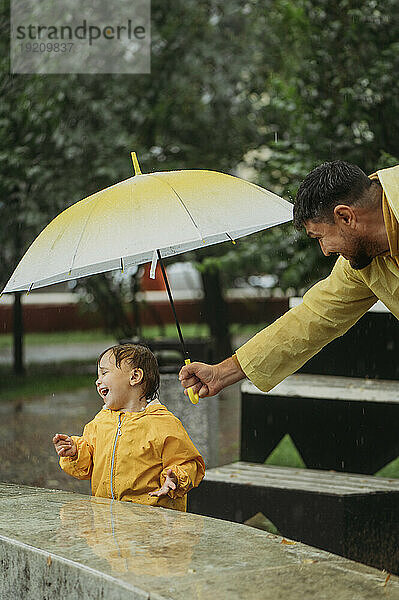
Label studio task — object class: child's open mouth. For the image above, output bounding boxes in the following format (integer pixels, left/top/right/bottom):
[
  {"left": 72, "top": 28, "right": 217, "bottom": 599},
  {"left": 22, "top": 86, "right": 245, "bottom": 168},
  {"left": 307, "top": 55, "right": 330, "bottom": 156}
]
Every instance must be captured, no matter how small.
[{"left": 99, "top": 387, "right": 109, "bottom": 398}]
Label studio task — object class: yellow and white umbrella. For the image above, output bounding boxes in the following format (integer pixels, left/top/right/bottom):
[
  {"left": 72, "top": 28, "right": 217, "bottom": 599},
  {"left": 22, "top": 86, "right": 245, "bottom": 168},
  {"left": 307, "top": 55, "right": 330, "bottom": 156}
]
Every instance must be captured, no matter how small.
[{"left": 2, "top": 153, "right": 293, "bottom": 402}]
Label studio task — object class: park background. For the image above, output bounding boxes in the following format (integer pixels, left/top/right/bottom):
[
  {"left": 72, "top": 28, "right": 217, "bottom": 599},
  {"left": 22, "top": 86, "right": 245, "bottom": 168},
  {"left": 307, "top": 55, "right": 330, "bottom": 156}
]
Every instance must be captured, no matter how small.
[{"left": 1, "top": 0, "right": 399, "bottom": 486}]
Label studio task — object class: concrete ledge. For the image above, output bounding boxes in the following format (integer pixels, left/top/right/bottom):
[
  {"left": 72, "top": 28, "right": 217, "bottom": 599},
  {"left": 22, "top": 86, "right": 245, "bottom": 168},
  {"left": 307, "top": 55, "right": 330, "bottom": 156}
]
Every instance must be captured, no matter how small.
[
  {"left": 189, "top": 462, "right": 399, "bottom": 573},
  {"left": 1, "top": 536, "right": 148, "bottom": 600},
  {"left": 242, "top": 375, "right": 399, "bottom": 404},
  {"left": 1, "top": 483, "right": 398, "bottom": 600}
]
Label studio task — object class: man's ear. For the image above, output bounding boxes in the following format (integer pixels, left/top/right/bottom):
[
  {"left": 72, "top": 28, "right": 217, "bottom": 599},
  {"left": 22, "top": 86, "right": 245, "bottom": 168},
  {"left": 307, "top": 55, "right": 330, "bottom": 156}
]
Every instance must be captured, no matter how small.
[
  {"left": 334, "top": 204, "right": 357, "bottom": 229},
  {"left": 130, "top": 368, "right": 144, "bottom": 386}
]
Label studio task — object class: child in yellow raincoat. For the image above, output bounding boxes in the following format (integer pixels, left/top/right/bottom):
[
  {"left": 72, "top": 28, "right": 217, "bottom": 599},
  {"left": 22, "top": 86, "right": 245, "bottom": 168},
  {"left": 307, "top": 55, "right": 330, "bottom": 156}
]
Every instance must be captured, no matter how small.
[{"left": 53, "top": 344, "right": 205, "bottom": 512}]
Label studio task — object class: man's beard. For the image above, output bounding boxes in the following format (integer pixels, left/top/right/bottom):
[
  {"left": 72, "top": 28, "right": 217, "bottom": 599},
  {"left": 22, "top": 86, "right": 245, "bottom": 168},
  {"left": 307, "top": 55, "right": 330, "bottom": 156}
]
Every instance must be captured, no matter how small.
[
  {"left": 349, "top": 252, "right": 373, "bottom": 270},
  {"left": 347, "top": 237, "right": 375, "bottom": 270}
]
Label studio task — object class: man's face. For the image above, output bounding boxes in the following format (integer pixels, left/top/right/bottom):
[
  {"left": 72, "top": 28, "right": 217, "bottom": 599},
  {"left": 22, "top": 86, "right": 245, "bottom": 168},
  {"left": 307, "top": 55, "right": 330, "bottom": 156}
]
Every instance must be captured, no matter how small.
[{"left": 305, "top": 220, "right": 374, "bottom": 270}]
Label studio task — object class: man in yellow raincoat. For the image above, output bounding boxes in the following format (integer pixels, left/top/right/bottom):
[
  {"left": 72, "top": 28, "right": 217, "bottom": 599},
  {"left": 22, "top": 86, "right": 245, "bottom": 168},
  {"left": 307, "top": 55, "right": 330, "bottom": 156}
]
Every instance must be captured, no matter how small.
[{"left": 179, "top": 161, "right": 399, "bottom": 396}]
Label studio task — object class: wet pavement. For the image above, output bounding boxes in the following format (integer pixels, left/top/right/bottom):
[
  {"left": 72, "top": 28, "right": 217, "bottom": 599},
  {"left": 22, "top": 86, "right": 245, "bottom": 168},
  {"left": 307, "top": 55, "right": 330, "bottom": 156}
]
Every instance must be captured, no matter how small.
[{"left": 0, "top": 388, "right": 96, "bottom": 494}]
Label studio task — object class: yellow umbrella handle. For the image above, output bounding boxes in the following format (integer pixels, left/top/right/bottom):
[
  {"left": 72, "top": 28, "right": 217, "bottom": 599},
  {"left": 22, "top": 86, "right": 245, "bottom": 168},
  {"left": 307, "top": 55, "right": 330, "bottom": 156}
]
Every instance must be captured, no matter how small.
[{"left": 184, "top": 359, "right": 200, "bottom": 404}]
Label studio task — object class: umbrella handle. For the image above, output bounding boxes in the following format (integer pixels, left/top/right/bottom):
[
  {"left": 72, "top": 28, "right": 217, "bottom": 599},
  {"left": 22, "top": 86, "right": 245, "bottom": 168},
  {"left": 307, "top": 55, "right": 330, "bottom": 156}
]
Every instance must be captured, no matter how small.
[{"left": 184, "top": 359, "right": 200, "bottom": 404}]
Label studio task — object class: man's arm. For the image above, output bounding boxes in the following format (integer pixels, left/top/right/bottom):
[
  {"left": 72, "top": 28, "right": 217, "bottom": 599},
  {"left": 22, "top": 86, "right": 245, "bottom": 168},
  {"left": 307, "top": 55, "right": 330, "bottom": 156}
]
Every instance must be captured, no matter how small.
[{"left": 180, "top": 257, "right": 377, "bottom": 396}]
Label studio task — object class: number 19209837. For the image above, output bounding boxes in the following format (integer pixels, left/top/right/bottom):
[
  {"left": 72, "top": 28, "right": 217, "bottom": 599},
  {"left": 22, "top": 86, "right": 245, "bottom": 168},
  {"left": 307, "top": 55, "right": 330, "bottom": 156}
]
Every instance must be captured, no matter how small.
[{"left": 19, "top": 42, "right": 74, "bottom": 53}]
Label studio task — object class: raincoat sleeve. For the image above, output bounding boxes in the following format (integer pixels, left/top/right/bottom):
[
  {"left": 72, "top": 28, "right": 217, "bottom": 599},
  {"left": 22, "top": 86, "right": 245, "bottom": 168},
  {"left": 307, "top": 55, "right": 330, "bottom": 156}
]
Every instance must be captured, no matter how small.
[
  {"left": 236, "top": 256, "right": 378, "bottom": 392},
  {"left": 59, "top": 421, "right": 95, "bottom": 480},
  {"left": 160, "top": 421, "right": 205, "bottom": 499}
]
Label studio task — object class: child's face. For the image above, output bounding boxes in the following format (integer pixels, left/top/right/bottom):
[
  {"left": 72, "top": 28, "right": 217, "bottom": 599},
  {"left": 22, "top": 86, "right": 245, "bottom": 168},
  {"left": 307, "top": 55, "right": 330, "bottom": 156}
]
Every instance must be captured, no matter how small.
[{"left": 96, "top": 351, "right": 142, "bottom": 411}]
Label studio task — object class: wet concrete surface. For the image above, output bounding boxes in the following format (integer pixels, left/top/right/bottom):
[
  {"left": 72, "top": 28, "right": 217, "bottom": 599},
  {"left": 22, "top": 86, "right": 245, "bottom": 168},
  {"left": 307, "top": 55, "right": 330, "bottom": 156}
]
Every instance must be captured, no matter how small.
[{"left": 1, "top": 483, "right": 398, "bottom": 600}]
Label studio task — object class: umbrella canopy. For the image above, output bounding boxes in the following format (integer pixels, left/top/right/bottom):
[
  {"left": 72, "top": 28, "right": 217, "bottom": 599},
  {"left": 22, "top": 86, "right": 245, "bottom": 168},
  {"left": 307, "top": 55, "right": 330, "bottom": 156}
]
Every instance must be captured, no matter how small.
[{"left": 2, "top": 159, "right": 292, "bottom": 294}]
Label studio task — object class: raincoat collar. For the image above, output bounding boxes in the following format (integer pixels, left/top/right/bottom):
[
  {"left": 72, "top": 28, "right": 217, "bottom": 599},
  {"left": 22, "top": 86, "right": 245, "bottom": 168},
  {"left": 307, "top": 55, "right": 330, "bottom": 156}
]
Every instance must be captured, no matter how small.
[
  {"left": 102, "top": 402, "right": 168, "bottom": 420},
  {"left": 375, "top": 165, "right": 399, "bottom": 224},
  {"left": 382, "top": 199, "right": 399, "bottom": 258},
  {"left": 370, "top": 167, "right": 399, "bottom": 261}
]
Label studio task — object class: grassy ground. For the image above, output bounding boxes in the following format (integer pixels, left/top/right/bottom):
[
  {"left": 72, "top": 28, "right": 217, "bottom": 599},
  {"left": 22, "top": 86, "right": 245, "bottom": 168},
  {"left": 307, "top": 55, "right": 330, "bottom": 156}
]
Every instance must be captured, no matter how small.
[
  {"left": 0, "top": 325, "right": 205, "bottom": 349},
  {"left": 0, "top": 329, "right": 112, "bottom": 349},
  {"left": 1, "top": 361, "right": 95, "bottom": 402},
  {"left": 265, "top": 434, "right": 306, "bottom": 469}
]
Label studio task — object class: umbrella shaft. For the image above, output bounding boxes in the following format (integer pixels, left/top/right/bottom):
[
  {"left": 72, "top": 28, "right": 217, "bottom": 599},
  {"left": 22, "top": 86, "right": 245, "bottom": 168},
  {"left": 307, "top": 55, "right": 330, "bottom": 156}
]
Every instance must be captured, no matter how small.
[{"left": 156, "top": 250, "right": 188, "bottom": 359}]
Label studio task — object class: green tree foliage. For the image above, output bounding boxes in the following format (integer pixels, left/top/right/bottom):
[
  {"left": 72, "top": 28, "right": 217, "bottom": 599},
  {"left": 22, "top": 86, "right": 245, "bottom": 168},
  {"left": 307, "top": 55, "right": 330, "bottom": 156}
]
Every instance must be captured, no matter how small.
[
  {"left": 265, "top": 0, "right": 399, "bottom": 175},
  {"left": 0, "top": 1, "right": 266, "bottom": 355},
  {"left": 227, "top": 0, "right": 399, "bottom": 292},
  {"left": 2, "top": 0, "right": 398, "bottom": 352}
]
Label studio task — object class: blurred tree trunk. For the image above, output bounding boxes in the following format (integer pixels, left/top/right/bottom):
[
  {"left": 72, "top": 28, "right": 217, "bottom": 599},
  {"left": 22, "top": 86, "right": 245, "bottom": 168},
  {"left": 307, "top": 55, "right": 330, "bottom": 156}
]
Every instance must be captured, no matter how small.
[
  {"left": 130, "top": 270, "right": 142, "bottom": 339},
  {"left": 12, "top": 219, "right": 25, "bottom": 376},
  {"left": 13, "top": 292, "right": 24, "bottom": 375},
  {"left": 200, "top": 266, "right": 232, "bottom": 363}
]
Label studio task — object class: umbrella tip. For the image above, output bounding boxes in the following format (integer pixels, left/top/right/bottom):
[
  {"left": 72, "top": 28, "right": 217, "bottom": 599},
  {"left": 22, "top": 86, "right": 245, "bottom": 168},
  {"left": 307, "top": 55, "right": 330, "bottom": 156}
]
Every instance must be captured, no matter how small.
[{"left": 131, "top": 152, "right": 142, "bottom": 176}]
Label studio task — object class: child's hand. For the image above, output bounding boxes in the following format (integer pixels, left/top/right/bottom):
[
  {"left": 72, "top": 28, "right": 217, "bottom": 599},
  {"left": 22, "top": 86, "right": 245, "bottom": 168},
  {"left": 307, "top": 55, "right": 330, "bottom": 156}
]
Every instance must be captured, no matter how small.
[
  {"left": 53, "top": 433, "right": 77, "bottom": 458},
  {"left": 149, "top": 469, "right": 178, "bottom": 497}
]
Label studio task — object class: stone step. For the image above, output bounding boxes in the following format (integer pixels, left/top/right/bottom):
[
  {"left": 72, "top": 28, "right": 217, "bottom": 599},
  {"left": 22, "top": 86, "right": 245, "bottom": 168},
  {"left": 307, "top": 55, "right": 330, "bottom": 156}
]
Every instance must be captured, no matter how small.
[
  {"left": 206, "top": 462, "right": 399, "bottom": 494},
  {"left": 242, "top": 375, "right": 399, "bottom": 404},
  {"left": 189, "top": 462, "right": 399, "bottom": 574}
]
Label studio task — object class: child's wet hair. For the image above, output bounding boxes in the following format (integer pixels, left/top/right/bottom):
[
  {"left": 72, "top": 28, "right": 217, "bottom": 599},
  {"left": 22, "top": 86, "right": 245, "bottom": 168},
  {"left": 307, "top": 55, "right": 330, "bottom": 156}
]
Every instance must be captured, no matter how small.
[{"left": 98, "top": 344, "right": 160, "bottom": 402}]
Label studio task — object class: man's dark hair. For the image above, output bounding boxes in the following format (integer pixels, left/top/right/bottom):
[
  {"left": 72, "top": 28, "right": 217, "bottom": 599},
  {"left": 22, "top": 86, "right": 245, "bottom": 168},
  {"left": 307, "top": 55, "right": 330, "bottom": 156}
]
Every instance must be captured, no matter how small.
[
  {"left": 293, "top": 160, "right": 377, "bottom": 230},
  {"left": 98, "top": 343, "right": 160, "bottom": 401}
]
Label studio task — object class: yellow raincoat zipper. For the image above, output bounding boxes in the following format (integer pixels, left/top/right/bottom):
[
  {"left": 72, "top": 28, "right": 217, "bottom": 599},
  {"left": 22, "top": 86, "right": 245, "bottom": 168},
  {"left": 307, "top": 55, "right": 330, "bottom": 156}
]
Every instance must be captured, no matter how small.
[{"left": 110, "top": 412, "right": 124, "bottom": 500}]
